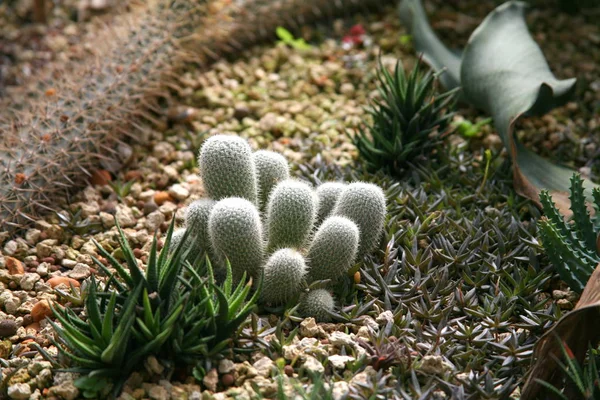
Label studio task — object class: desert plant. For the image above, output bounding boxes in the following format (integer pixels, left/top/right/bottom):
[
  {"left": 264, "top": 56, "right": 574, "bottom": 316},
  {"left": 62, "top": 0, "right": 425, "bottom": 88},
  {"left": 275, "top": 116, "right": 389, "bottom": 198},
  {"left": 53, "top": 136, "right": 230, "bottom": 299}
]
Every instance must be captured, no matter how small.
[
  {"left": 299, "top": 288, "right": 335, "bottom": 322},
  {"left": 535, "top": 342, "right": 600, "bottom": 400},
  {"left": 261, "top": 248, "right": 308, "bottom": 304},
  {"left": 538, "top": 174, "right": 600, "bottom": 293},
  {"left": 49, "top": 217, "right": 260, "bottom": 395},
  {"left": 168, "top": 228, "right": 187, "bottom": 253},
  {"left": 184, "top": 198, "right": 216, "bottom": 256},
  {"left": 266, "top": 180, "right": 318, "bottom": 252},
  {"left": 315, "top": 182, "right": 346, "bottom": 223},
  {"left": 275, "top": 26, "right": 312, "bottom": 50},
  {"left": 333, "top": 182, "right": 387, "bottom": 256},
  {"left": 198, "top": 135, "right": 258, "bottom": 204},
  {"left": 306, "top": 216, "right": 360, "bottom": 282},
  {"left": 56, "top": 208, "right": 102, "bottom": 236},
  {"left": 253, "top": 150, "right": 290, "bottom": 210},
  {"left": 208, "top": 197, "right": 265, "bottom": 281},
  {"left": 350, "top": 57, "right": 457, "bottom": 175},
  {"left": 187, "top": 135, "right": 387, "bottom": 312}
]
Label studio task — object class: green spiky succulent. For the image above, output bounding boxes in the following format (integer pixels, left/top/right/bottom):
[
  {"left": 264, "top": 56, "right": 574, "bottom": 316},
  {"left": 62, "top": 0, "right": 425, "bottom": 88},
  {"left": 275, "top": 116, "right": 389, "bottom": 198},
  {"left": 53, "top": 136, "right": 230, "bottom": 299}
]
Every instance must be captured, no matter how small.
[
  {"left": 48, "top": 217, "right": 260, "bottom": 395},
  {"left": 350, "top": 57, "right": 457, "bottom": 174},
  {"left": 538, "top": 174, "right": 600, "bottom": 293}
]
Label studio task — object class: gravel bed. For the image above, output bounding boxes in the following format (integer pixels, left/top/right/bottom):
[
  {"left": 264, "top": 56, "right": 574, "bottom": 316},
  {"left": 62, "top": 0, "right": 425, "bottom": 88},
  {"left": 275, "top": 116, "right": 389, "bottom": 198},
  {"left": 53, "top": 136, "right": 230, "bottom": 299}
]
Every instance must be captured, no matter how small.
[{"left": 0, "top": 1, "right": 599, "bottom": 399}]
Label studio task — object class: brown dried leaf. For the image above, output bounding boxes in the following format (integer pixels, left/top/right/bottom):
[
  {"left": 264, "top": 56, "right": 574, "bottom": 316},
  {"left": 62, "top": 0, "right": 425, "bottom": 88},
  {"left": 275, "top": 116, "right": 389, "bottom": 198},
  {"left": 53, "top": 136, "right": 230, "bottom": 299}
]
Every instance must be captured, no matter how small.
[{"left": 521, "top": 262, "right": 600, "bottom": 399}]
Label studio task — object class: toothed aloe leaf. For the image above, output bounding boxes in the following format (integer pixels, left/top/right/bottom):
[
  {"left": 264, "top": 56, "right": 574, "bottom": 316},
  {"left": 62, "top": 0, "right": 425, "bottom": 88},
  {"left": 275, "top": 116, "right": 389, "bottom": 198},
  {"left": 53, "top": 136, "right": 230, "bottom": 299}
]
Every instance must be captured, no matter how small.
[{"left": 399, "top": 0, "right": 598, "bottom": 214}]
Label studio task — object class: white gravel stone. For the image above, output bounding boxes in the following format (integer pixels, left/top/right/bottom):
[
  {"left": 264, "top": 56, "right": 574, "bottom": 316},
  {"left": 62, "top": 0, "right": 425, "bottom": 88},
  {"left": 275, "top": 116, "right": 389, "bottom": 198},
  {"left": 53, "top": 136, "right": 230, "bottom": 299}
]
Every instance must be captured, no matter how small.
[
  {"left": 25, "top": 229, "right": 41, "bottom": 245},
  {"left": 116, "top": 205, "right": 137, "bottom": 228},
  {"left": 299, "top": 317, "right": 325, "bottom": 338},
  {"left": 332, "top": 381, "right": 350, "bottom": 400},
  {"left": 4, "top": 240, "right": 18, "bottom": 255},
  {"left": 148, "top": 385, "right": 169, "bottom": 400},
  {"left": 36, "top": 263, "right": 49, "bottom": 277},
  {"left": 19, "top": 273, "right": 40, "bottom": 290},
  {"left": 218, "top": 359, "right": 235, "bottom": 374},
  {"left": 419, "top": 355, "right": 452, "bottom": 376},
  {"left": 168, "top": 183, "right": 190, "bottom": 201},
  {"left": 328, "top": 355, "right": 355, "bottom": 369},
  {"left": 7, "top": 383, "right": 31, "bottom": 400},
  {"left": 145, "top": 210, "right": 165, "bottom": 232},
  {"left": 50, "top": 381, "right": 79, "bottom": 400},
  {"left": 376, "top": 310, "right": 394, "bottom": 325},
  {"left": 203, "top": 368, "right": 219, "bottom": 392},
  {"left": 67, "top": 263, "right": 91, "bottom": 280},
  {"left": 61, "top": 259, "right": 77, "bottom": 268},
  {"left": 301, "top": 355, "right": 324, "bottom": 374},
  {"left": 329, "top": 331, "right": 355, "bottom": 347},
  {"left": 253, "top": 357, "right": 275, "bottom": 377}
]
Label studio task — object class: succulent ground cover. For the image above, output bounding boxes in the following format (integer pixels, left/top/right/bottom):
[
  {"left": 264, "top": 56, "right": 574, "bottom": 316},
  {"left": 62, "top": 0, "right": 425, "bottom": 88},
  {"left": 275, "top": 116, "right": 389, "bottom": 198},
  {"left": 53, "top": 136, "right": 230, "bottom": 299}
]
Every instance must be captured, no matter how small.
[{"left": 0, "top": 0, "right": 599, "bottom": 399}]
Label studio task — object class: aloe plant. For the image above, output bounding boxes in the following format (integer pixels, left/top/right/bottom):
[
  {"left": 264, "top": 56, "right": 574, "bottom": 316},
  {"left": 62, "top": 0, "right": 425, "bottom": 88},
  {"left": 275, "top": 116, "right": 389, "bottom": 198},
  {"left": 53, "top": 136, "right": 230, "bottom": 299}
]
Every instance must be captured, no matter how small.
[
  {"left": 49, "top": 217, "right": 260, "bottom": 395},
  {"left": 538, "top": 174, "right": 600, "bottom": 293}
]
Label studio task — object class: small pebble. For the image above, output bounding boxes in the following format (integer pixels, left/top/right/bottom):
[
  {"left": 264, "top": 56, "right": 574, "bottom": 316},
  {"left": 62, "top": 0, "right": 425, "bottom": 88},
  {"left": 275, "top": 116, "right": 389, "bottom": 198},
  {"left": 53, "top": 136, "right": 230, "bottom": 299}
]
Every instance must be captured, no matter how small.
[
  {"left": 284, "top": 365, "right": 294, "bottom": 377},
  {"left": 0, "top": 320, "right": 17, "bottom": 338},
  {"left": 31, "top": 300, "right": 52, "bottom": 322},
  {"left": 221, "top": 374, "right": 235, "bottom": 387}
]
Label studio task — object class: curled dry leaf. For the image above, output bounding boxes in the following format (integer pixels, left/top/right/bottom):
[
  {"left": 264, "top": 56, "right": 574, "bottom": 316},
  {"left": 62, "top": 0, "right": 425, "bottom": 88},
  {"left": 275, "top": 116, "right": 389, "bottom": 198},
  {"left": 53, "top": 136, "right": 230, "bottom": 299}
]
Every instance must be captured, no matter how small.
[
  {"left": 399, "top": 0, "right": 598, "bottom": 215},
  {"left": 521, "top": 262, "right": 600, "bottom": 399}
]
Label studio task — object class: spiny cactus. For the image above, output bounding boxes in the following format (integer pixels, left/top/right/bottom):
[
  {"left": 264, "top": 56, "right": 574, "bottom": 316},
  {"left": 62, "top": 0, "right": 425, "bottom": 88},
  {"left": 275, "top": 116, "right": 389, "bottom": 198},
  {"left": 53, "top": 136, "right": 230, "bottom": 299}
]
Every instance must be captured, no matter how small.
[
  {"left": 299, "top": 289, "right": 335, "bottom": 322},
  {"left": 1, "top": 0, "right": 392, "bottom": 234},
  {"left": 191, "top": 135, "right": 387, "bottom": 312},
  {"left": 315, "top": 182, "right": 346, "bottom": 223},
  {"left": 168, "top": 228, "right": 187, "bottom": 253},
  {"left": 208, "top": 197, "right": 265, "bottom": 281},
  {"left": 185, "top": 199, "right": 216, "bottom": 249},
  {"left": 333, "top": 182, "right": 386, "bottom": 256},
  {"left": 181, "top": 198, "right": 216, "bottom": 262},
  {"left": 253, "top": 150, "right": 290, "bottom": 211},
  {"left": 538, "top": 174, "right": 600, "bottom": 293},
  {"left": 199, "top": 135, "right": 258, "bottom": 204},
  {"left": 306, "top": 216, "right": 360, "bottom": 283},
  {"left": 261, "top": 248, "right": 307, "bottom": 304},
  {"left": 349, "top": 57, "right": 457, "bottom": 175},
  {"left": 266, "top": 179, "right": 318, "bottom": 252}
]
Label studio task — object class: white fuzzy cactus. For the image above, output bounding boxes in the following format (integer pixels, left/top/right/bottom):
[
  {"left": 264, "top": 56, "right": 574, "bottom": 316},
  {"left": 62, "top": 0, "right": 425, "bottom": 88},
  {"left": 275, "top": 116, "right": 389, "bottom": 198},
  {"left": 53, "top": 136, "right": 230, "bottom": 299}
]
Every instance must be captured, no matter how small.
[
  {"left": 208, "top": 197, "right": 265, "bottom": 281},
  {"left": 333, "top": 182, "right": 386, "bottom": 256},
  {"left": 266, "top": 179, "right": 318, "bottom": 252},
  {"left": 168, "top": 228, "right": 187, "bottom": 253},
  {"left": 306, "top": 216, "right": 359, "bottom": 282},
  {"left": 315, "top": 182, "right": 346, "bottom": 223},
  {"left": 300, "top": 289, "right": 335, "bottom": 322},
  {"left": 261, "top": 248, "right": 307, "bottom": 304},
  {"left": 253, "top": 150, "right": 290, "bottom": 211},
  {"left": 198, "top": 135, "right": 258, "bottom": 205}
]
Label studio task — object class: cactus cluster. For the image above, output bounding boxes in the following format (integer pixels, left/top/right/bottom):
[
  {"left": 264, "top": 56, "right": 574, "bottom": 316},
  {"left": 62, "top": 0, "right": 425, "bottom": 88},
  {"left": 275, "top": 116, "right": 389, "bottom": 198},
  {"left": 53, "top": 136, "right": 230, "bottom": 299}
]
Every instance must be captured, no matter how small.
[
  {"left": 174, "top": 134, "right": 387, "bottom": 321},
  {"left": 0, "top": 0, "right": 390, "bottom": 235}
]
